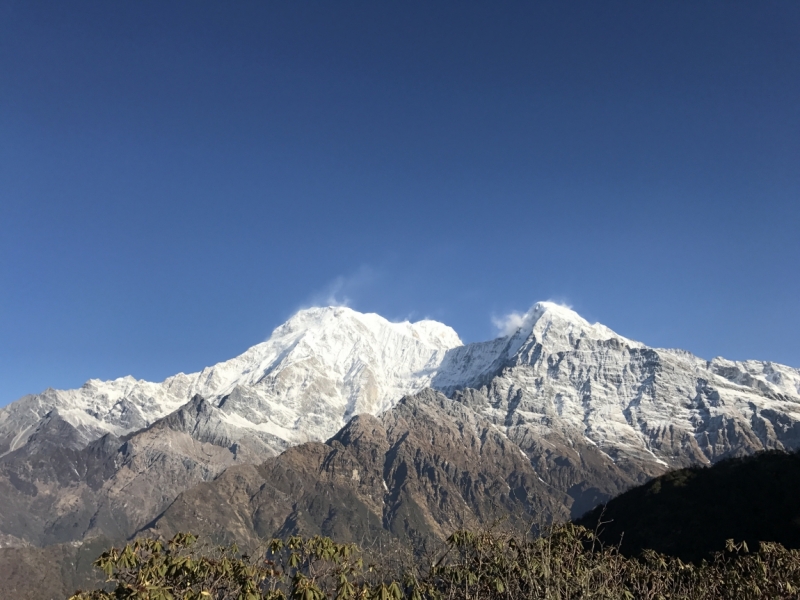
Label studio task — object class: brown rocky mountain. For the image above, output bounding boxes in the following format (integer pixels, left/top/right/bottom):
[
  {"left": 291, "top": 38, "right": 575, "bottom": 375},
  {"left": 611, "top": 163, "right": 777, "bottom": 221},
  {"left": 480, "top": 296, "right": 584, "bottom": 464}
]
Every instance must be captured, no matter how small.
[
  {"left": 0, "top": 389, "right": 580, "bottom": 598},
  {"left": 0, "top": 538, "right": 111, "bottom": 600},
  {"left": 0, "top": 396, "right": 259, "bottom": 549},
  {"left": 146, "top": 390, "right": 571, "bottom": 550}
]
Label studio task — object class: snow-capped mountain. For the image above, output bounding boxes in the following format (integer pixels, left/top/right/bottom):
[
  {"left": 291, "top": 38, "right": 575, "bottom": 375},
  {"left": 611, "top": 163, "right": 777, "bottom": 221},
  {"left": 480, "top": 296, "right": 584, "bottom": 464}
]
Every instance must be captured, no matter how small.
[
  {"left": 3, "top": 301, "right": 800, "bottom": 471},
  {"left": 3, "top": 300, "right": 800, "bottom": 594},
  {"left": 450, "top": 302, "right": 800, "bottom": 471},
  {"left": 0, "top": 306, "right": 462, "bottom": 457}
]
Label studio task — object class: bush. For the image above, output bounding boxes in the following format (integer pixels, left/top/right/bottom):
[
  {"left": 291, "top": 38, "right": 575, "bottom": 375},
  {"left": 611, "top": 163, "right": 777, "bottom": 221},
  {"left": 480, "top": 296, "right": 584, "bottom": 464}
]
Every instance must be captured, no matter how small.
[{"left": 70, "top": 525, "right": 800, "bottom": 600}]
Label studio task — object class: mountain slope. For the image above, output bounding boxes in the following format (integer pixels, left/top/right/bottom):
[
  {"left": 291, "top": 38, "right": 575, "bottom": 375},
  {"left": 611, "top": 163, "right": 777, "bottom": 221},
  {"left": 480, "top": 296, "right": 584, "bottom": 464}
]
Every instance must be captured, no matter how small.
[
  {"left": 145, "top": 389, "right": 569, "bottom": 549},
  {"left": 577, "top": 450, "right": 800, "bottom": 562},
  {"left": 444, "top": 303, "right": 800, "bottom": 480},
  {"left": 0, "top": 397, "right": 252, "bottom": 547},
  {"left": 1, "top": 302, "right": 799, "bottom": 546},
  {"left": 1, "top": 301, "right": 799, "bottom": 547}
]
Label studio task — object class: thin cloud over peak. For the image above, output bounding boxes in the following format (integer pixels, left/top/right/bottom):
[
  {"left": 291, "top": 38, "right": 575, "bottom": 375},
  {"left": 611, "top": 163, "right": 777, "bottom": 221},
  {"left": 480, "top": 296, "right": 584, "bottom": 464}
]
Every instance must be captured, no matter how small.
[
  {"left": 303, "top": 265, "right": 378, "bottom": 310},
  {"left": 492, "top": 310, "right": 528, "bottom": 337}
]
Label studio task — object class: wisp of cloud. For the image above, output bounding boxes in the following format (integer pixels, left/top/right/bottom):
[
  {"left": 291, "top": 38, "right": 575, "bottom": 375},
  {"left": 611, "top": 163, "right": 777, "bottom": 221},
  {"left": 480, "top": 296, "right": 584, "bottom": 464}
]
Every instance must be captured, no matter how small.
[{"left": 491, "top": 299, "right": 574, "bottom": 337}]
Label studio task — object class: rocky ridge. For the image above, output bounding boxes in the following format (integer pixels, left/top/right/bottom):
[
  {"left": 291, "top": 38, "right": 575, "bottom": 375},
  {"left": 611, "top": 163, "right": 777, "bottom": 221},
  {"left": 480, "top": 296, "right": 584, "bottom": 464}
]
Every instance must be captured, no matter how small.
[
  {"left": 5, "top": 302, "right": 799, "bottom": 475},
  {"left": 145, "top": 389, "right": 569, "bottom": 549}
]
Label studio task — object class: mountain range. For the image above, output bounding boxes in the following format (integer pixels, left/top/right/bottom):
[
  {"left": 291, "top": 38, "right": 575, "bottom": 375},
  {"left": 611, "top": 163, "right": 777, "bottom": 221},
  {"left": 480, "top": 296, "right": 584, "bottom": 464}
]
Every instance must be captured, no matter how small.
[{"left": 2, "top": 302, "right": 799, "bottom": 598}]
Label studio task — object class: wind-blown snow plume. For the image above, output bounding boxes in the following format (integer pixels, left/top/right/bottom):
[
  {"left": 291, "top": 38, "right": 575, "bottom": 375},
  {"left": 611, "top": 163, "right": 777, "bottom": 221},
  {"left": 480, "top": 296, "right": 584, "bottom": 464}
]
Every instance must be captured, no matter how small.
[
  {"left": 492, "top": 301, "right": 574, "bottom": 336},
  {"left": 492, "top": 310, "right": 528, "bottom": 336},
  {"left": 304, "top": 266, "right": 377, "bottom": 308}
]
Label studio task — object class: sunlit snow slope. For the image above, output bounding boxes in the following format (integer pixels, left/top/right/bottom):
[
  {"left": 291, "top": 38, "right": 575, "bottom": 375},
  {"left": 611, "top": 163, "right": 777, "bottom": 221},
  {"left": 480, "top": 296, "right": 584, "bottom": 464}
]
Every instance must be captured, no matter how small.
[{"left": 0, "top": 307, "right": 461, "bottom": 456}]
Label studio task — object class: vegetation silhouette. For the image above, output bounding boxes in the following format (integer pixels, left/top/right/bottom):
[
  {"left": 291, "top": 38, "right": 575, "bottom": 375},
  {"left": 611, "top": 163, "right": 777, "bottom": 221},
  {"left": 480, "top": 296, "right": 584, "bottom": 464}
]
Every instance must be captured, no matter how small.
[{"left": 578, "top": 450, "right": 800, "bottom": 562}]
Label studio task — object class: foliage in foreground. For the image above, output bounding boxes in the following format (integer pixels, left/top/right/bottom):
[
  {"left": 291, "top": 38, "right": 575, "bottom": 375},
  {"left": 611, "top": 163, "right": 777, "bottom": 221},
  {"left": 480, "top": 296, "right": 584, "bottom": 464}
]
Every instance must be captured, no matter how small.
[{"left": 69, "top": 525, "right": 800, "bottom": 600}]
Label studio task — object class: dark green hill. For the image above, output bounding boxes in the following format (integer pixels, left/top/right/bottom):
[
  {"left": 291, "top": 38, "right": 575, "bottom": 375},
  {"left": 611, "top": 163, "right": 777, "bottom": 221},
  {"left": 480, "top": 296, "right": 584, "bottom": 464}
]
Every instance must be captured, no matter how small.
[{"left": 577, "top": 450, "right": 800, "bottom": 562}]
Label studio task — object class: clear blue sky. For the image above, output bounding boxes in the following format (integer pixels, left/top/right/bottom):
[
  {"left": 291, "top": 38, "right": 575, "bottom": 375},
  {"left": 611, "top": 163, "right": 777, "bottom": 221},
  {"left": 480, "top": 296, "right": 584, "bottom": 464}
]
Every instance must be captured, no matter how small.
[{"left": 2, "top": 1, "right": 798, "bottom": 406}]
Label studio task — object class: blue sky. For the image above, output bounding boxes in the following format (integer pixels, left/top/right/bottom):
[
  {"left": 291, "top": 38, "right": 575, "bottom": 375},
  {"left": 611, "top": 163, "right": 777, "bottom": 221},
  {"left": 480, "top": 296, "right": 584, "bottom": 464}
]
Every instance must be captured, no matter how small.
[{"left": 1, "top": 1, "right": 798, "bottom": 406}]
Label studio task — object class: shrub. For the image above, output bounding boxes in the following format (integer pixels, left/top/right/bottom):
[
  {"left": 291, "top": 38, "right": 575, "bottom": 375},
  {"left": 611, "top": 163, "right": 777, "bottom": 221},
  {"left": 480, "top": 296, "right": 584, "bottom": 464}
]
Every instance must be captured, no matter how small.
[{"left": 70, "top": 525, "right": 800, "bottom": 600}]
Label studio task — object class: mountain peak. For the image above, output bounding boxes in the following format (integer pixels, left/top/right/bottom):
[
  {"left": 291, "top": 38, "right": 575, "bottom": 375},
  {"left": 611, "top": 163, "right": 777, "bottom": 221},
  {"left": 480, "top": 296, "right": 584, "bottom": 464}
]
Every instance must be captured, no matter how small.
[
  {"left": 526, "top": 302, "right": 590, "bottom": 331},
  {"left": 275, "top": 305, "right": 462, "bottom": 350},
  {"left": 496, "top": 302, "right": 640, "bottom": 361}
]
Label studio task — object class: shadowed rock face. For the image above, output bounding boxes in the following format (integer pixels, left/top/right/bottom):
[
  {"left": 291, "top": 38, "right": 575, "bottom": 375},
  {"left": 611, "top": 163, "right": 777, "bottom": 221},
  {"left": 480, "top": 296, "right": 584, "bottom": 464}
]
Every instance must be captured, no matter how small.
[
  {"left": 0, "top": 538, "right": 111, "bottom": 600},
  {"left": 146, "top": 390, "right": 570, "bottom": 549},
  {"left": 0, "top": 396, "right": 261, "bottom": 549},
  {"left": 577, "top": 450, "right": 800, "bottom": 563}
]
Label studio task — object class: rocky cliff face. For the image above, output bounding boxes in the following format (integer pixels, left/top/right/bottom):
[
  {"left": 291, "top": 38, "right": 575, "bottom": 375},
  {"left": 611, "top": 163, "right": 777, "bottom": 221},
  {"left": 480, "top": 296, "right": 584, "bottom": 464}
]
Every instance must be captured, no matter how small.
[
  {"left": 145, "top": 390, "right": 569, "bottom": 550},
  {"left": 0, "top": 397, "right": 250, "bottom": 548}
]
